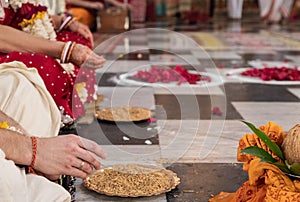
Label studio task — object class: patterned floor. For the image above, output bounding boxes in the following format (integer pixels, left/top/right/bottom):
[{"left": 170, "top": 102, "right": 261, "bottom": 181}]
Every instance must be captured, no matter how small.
[{"left": 75, "top": 16, "right": 300, "bottom": 202}]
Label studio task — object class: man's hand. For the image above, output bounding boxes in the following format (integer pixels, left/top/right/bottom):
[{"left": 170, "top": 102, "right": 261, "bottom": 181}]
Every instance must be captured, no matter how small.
[{"left": 34, "top": 135, "right": 106, "bottom": 179}]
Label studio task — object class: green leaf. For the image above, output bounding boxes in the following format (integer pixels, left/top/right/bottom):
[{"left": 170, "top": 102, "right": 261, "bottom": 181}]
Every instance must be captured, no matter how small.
[
  {"left": 242, "top": 121, "right": 285, "bottom": 161},
  {"left": 240, "top": 146, "right": 277, "bottom": 163},
  {"left": 290, "top": 163, "right": 300, "bottom": 175},
  {"left": 240, "top": 146, "right": 291, "bottom": 173},
  {"left": 273, "top": 162, "right": 291, "bottom": 174}
]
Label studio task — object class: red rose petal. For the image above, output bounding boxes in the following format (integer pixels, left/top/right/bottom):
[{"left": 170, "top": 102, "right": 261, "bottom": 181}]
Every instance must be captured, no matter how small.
[
  {"left": 241, "top": 66, "right": 300, "bottom": 81},
  {"left": 130, "top": 66, "right": 210, "bottom": 85}
]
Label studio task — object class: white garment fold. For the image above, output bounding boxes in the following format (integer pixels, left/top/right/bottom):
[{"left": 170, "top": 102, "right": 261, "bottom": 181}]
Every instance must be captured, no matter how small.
[
  {"left": 0, "top": 61, "right": 70, "bottom": 201},
  {"left": 0, "top": 61, "right": 61, "bottom": 137}
]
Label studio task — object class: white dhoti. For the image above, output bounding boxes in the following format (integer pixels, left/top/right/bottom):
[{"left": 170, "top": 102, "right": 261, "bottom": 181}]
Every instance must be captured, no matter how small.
[
  {"left": 0, "top": 61, "right": 70, "bottom": 202},
  {"left": 227, "top": 0, "right": 244, "bottom": 19}
]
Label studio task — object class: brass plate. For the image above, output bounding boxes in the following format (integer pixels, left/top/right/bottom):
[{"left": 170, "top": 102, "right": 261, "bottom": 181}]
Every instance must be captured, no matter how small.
[
  {"left": 95, "top": 106, "right": 151, "bottom": 122},
  {"left": 84, "top": 164, "right": 180, "bottom": 197}
]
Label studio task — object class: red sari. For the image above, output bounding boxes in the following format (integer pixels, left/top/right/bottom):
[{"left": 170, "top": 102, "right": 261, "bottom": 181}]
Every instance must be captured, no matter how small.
[{"left": 0, "top": 2, "right": 96, "bottom": 120}]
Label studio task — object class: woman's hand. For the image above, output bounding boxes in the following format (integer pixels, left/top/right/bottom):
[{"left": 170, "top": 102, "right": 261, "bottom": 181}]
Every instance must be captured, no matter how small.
[
  {"left": 68, "top": 20, "right": 94, "bottom": 47},
  {"left": 50, "top": 15, "right": 64, "bottom": 30},
  {"left": 69, "top": 43, "right": 106, "bottom": 69},
  {"left": 34, "top": 135, "right": 106, "bottom": 179}
]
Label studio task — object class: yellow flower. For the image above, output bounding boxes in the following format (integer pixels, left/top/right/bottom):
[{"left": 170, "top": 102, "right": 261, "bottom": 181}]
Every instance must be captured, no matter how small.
[
  {"left": 18, "top": 11, "right": 46, "bottom": 27},
  {"left": 0, "top": 121, "right": 9, "bottom": 129}
]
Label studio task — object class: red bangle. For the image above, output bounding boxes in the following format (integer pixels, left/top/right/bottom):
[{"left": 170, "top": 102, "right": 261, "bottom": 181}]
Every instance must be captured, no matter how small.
[{"left": 28, "top": 136, "right": 38, "bottom": 174}]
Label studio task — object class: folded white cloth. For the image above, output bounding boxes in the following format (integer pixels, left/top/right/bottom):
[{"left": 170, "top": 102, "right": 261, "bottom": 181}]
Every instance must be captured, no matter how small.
[{"left": 0, "top": 61, "right": 61, "bottom": 137}]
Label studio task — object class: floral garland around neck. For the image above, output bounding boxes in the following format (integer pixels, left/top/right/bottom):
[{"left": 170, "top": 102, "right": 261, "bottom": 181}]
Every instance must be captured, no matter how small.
[{"left": 9, "top": 0, "right": 57, "bottom": 40}]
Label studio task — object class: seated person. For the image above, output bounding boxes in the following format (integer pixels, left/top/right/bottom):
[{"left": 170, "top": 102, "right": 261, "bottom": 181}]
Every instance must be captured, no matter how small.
[
  {"left": 0, "top": 61, "right": 106, "bottom": 201},
  {"left": 0, "top": 0, "right": 106, "bottom": 120},
  {"left": 66, "top": 0, "right": 132, "bottom": 30}
]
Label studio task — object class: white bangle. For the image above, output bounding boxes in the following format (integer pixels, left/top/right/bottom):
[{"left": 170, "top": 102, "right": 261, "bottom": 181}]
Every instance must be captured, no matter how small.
[
  {"left": 57, "top": 16, "right": 73, "bottom": 33},
  {"left": 60, "top": 41, "right": 72, "bottom": 63}
]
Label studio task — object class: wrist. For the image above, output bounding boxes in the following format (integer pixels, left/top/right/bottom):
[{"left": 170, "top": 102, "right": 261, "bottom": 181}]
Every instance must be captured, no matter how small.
[
  {"left": 43, "top": 41, "right": 65, "bottom": 59},
  {"left": 24, "top": 135, "right": 33, "bottom": 166},
  {"left": 51, "top": 15, "right": 64, "bottom": 30},
  {"left": 56, "top": 16, "right": 76, "bottom": 33},
  {"left": 28, "top": 136, "right": 38, "bottom": 173}
]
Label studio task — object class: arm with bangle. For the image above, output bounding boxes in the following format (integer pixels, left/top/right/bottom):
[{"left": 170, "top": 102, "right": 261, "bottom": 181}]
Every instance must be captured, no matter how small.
[
  {"left": 51, "top": 13, "right": 94, "bottom": 47},
  {"left": 0, "top": 25, "right": 64, "bottom": 59},
  {"left": 53, "top": 14, "right": 77, "bottom": 33},
  {"left": 0, "top": 24, "right": 105, "bottom": 68}
]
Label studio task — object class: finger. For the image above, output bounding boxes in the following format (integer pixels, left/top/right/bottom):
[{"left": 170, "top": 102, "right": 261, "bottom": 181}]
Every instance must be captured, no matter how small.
[
  {"left": 88, "top": 53, "right": 105, "bottom": 62},
  {"left": 82, "top": 58, "right": 102, "bottom": 67},
  {"left": 70, "top": 167, "right": 89, "bottom": 179},
  {"left": 78, "top": 137, "right": 107, "bottom": 159},
  {"left": 84, "top": 59, "right": 105, "bottom": 69},
  {"left": 76, "top": 148, "right": 101, "bottom": 169},
  {"left": 85, "top": 56, "right": 105, "bottom": 66},
  {"left": 79, "top": 28, "right": 90, "bottom": 40},
  {"left": 79, "top": 160, "right": 95, "bottom": 174},
  {"left": 90, "top": 39, "right": 94, "bottom": 48},
  {"left": 88, "top": 33, "right": 94, "bottom": 47},
  {"left": 81, "top": 26, "right": 93, "bottom": 40},
  {"left": 84, "top": 55, "right": 106, "bottom": 66},
  {"left": 85, "top": 31, "right": 94, "bottom": 48},
  {"left": 73, "top": 158, "right": 95, "bottom": 174}
]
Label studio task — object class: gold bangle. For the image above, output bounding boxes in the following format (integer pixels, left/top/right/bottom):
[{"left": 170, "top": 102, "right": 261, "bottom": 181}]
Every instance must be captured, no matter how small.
[
  {"left": 60, "top": 41, "right": 72, "bottom": 63},
  {"left": 66, "top": 42, "right": 76, "bottom": 63}
]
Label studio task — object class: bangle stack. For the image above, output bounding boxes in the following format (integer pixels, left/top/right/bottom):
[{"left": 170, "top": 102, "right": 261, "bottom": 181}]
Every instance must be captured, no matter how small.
[
  {"left": 56, "top": 16, "right": 76, "bottom": 33},
  {"left": 28, "top": 136, "right": 38, "bottom": 174},
  {"left": 60, "top": 41, "right": 76, "bottom": 63}
]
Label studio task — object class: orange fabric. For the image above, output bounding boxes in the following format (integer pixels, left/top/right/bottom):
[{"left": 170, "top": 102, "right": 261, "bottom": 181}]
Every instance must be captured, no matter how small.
[
  {"left": 68, "top": 7, "right": 95, "bottom": 28},
  {"left": 209, "top": 122, "right": 300, "bottom": 202},
  {"left": 237, "top": 121, "right": 286, "bottom": 171}
]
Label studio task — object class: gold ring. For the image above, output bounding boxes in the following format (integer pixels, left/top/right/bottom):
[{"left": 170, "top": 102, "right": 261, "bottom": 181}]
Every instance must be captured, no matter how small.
[{"left": 79, "top": 161, "right": 85, "bottom": 170}]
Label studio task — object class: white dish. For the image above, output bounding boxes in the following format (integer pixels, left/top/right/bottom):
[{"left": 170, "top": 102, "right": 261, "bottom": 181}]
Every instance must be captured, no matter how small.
[
  {"left": 116, "top": 70, "right": 224, "bottom": 88},
  {"left": 248, "top": 60, "right": 297, "bottom": 69},
  {"left": 226, "top": 68, "right": 300, "bottom": 85}
]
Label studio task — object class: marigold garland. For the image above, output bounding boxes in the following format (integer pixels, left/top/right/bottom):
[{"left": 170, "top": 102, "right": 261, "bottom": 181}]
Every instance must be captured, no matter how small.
[
  {"left": 0, "top": 121, "right": 9, "bottom": 129},
  {"left": 18, "top": 11, "right": 46, "bottom": 27},
  {"left": 7, "top": 0, "right": 57, "bottom": 40}
]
